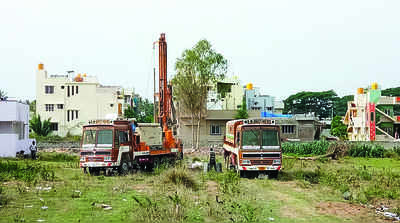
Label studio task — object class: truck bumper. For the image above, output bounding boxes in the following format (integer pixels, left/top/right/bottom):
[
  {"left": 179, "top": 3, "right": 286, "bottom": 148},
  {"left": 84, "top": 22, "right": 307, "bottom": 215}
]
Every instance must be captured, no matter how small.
[
  {"left": 80, "top": 162, "right": 118, "bottom": 168},
  {"left": 238, "top": 165, "right": 281, "bottom": 171}
]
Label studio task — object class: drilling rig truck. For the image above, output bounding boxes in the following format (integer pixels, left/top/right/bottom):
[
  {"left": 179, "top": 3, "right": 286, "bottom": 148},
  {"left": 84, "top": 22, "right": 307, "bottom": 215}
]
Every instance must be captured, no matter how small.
[
  {"left": 223, "top": 118, "right": 282, "bottom": 178},
  {"left": 79, "top": 33, "right": 183, "bottom": 175}
]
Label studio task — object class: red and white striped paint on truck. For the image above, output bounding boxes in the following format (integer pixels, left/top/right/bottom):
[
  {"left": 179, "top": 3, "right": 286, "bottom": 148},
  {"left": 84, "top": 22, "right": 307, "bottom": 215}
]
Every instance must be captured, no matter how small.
[{"left": 223, "top": 119, "right": 282, "bottom": 178}]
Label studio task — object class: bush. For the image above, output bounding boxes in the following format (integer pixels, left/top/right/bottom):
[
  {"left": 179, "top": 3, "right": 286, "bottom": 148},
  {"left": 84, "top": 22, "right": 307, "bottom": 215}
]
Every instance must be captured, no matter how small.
[
  {"left": 0, "top": 160, "right": 56, "bottom": 183},
  {"left": 347, "top": 144, "right": 385, "bottom": 158},
  {"left": 38, "top": 152, "right": 79, "bottom": 163},
  {"left": 282, "top": 141, "right": 331, "bottom": 155},
  {"left": 30, "top": 133, "right": 82, "bottom": 143},
  {"left": 163, "top": 167, "right": 198, "bottom": 190}
]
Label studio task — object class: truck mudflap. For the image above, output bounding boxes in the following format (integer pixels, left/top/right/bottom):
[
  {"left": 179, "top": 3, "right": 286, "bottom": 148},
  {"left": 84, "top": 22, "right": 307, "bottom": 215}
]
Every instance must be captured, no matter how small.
[{"left": 238, "top": 165, "right": 281, "bottom": 171}]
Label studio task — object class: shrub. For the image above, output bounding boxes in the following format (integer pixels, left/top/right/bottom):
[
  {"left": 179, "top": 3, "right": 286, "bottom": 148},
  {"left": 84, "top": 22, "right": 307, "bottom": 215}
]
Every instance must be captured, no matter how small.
[
  {"left": 347, "top": 144, "right": 385, "bottom": 158},
  {"left": 282, "top": 141, "right": 331, "bottom": 155},
  {"left": 38, "top": 152, "right": 79, "bottom": 163},
  {"left": 163, "top": 168, "right": 198, "bottom": 190},
  {"left": 0, "top": 160, "right": 56, "bottom": 183}
]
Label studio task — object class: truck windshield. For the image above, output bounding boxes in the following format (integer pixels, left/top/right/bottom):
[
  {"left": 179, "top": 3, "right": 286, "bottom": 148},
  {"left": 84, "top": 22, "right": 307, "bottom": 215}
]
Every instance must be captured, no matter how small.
[
  {"left": 242, "top": 130, "right": 260, "bottom": 147},
  {"left": 97, "top": 130, "right": 113, "bottom": 145},
  {"left": 82, "top": 130, "right": 96, "bottom": 145},
  {"left": 262, "top": 130, "right": 279, "bottom": 146}
]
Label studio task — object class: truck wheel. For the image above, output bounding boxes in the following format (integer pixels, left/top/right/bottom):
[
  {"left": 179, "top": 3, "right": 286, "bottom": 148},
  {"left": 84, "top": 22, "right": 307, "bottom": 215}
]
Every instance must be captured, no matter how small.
[
  {"left": 240, "top": 170, "right": 247, "bottom": 178},
  {"left": 89, "top": 167, "right": 100, "bottom": 176},
  {"left": 119, "top": 160, "right": 129, "bottom": 175}
]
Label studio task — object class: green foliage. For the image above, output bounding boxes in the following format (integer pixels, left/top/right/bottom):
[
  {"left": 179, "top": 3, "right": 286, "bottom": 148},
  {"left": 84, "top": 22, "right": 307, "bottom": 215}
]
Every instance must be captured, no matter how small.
[
  {"left": 163, "top": 167, "right": 198, "bottom": 190},
  {"left": 282, "top": 141, "right": 331, "bottom": 155},
  {"left": 381, "top": 87, "right": 400, "bottom": 97},
  {"left": 124, "top": 96, "right": 154, "bottom": 123},
  {"left": 216, "top": 82, "right": 232, "bottom": 98},
  {"left": 0, "top": 89, "right": 7, "bottom": 99},
  {"left": 334, "top": 95, "right": 354, "bottom": 116},
  {"left": 283, "top": 90, "right": 337, "bottom": 118},
  {"left": 235, "top": 96, "right": 248, "bottom": 119},
  {"left": 28, "top": 100, "right": 36, "bottom": 114},
  {"left": 0, "top": 160, "right": 55, "bottom": 183},
  {"left": 29, "top": 114, "right": 52, "bottom": 137},
  {"left": 30, "top": 133, "right": 81, "bottom": 143},
  {"left": 330, "top": 116, "right": 348, "bottom": 139},
  {"left": 37, "top": 152, "right": 79, "bottom": 163},
  {"left": 347, "top": 144, "right": 385, "bottom": 158}
]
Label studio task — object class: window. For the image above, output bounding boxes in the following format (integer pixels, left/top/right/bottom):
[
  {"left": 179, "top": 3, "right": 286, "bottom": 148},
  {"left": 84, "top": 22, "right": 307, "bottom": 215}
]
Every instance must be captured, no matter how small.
[
  {"left": 61, "top": 86, "right": 65, "bottom": 89},
  {"left": 67, "top": 110, "right": 70, "bottom": 121},
  {"left": 210, "top": 124, "right": 221, "bottom": 135},
  {"left": 242, "top": 129, "right": 260, "bottom": 147},
  {"left": 384, "top": 109, "right": 391, "bottom": 116},
  {"left": 57, "top": 104, "right": 64, "bottom": 109},
  {"left": 262, "top": 130, "right": 279, "bottom": 146},
  {"left": 119, "top": 130, "right": 129, "bottom": 144},
  {"left": 70, "top": 110, "right": 74, "bottom": 120},
  {"left": 45, "top": 86, "right": 54, "bottom": 94},
  {"left": 50, "top": 123, "right": 58, "bottom": 131},
  {"left": 110, "top": 104, "right": 114, "bottom": 107},
  {"left": 82, "top": 130, "right": 96, "bottom": 145},
  {"left": 76, "top": 86, "right": 79, "bottom": 94},
  {"left": 72, "top": 86, "right": 74, "bottom": 96},
  {"left": 75, "top": 110, "right": 79, "bottom": 119},
  {"left": 98, "top": 130, "right": 113, "bottom": 145},
  {"left": 282, "top": 125, "right": 295, "bottom": 134},
  {"left": 67, "top": 86, "right": 70, "bottom": 97},
  {"left": 45, "top": 104, "right": 54, "bottom": 112}
]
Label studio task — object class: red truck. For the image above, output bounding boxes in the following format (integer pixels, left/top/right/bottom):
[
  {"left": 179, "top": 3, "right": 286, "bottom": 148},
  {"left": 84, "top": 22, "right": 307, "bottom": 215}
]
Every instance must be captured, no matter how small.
[{"left": 223, "top": 118, "right": 282, "bottom": 178}]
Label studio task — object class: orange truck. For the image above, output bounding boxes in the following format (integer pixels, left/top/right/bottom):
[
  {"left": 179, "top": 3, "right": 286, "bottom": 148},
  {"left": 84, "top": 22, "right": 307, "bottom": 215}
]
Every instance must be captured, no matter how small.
[
  {"left": 80, "top": 120, "right": 183, "bottom": 175},
  {"left": 223, "top": 118, "right": 282, "bottom": 178},
  {"left": 80, "top": 33, "right": 183, "bottom": 174}
]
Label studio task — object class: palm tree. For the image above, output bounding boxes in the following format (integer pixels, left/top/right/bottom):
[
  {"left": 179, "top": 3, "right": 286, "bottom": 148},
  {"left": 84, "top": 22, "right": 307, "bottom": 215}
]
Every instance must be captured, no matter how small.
[{"left": 30, "top": 114, "right": 53, "bottom": 136}]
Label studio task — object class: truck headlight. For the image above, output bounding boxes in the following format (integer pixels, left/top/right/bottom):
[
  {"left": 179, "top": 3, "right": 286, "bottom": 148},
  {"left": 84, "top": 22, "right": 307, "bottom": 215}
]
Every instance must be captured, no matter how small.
[
  {"left": 273, "top": 159, "right": 281, "bottom": 165},
  {"left": 241, "top": 159, "right": 251, "bottom": 165}
]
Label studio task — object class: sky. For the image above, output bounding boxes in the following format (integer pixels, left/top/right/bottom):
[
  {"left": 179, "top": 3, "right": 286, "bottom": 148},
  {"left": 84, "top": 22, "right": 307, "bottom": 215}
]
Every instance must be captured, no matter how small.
[{"left": 1, "top": 0, "right": 399, "bottom": 101}]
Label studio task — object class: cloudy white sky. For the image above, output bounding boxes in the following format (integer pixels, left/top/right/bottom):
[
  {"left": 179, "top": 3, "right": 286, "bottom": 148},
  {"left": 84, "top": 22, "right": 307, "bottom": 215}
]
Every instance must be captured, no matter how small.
[{"left": 1, "top": 0, "right": 399, "bottom": 101}]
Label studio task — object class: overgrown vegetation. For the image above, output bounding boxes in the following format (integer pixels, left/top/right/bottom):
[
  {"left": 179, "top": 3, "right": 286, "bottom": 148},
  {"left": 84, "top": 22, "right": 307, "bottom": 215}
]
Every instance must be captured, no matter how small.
[
  {"left": 0, "top": 160, "right": 55, "bottom": 183},
  {"left": 29, "top": 114, "right": 52, "bottom": 137},
  {"left": 30, "top": 133, "right": 82, "bottom": 143},
  {"left": 330, "top": 116, "right": 347, "bottom": 139},
  {"left": 283, "top": 141, "right": 399, "bottom": 158},
  {"left": 124, "top": 95, "right": 154, "bottom": 123}
]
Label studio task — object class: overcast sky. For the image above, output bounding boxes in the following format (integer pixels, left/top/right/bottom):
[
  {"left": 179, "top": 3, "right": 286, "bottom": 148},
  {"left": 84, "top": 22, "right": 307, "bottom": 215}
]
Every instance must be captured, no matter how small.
[{"left": 1, "top": 0, "right": 399, "bottom": 101}]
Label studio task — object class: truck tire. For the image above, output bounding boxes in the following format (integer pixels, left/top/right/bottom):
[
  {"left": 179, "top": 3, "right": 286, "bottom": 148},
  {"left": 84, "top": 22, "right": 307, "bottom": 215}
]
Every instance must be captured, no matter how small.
[{"left": 119, "top": 160, "right": 129, "bottom": 175}]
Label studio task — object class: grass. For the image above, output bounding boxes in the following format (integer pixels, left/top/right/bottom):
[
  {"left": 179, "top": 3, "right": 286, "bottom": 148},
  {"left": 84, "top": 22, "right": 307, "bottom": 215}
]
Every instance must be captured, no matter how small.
[{"left": 0, "top": 152, "right": 398, "bottom": 222}]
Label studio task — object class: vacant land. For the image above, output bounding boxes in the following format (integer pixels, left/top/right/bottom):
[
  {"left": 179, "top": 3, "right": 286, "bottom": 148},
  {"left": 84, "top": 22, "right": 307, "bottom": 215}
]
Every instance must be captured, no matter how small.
[{"left": 0, "top": 152, "right": 399, "bottom": 222}]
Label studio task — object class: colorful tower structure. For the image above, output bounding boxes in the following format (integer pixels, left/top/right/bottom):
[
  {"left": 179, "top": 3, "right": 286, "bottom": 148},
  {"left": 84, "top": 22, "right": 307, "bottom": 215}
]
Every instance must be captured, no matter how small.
[{"left": 344, "top": 83, "right": 381, "bottom": 141}]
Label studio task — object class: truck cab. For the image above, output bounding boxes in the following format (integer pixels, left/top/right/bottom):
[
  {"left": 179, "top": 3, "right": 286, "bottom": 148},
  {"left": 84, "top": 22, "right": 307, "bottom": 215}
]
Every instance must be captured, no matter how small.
[{"left": 224, "top": 119, "right": 282, "bottom": 177}]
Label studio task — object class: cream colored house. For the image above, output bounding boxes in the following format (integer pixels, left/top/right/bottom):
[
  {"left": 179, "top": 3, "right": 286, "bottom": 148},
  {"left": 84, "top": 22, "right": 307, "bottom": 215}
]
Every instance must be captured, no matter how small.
[{"left": 36, "top": 64, "right": 134, "bottom": 136}]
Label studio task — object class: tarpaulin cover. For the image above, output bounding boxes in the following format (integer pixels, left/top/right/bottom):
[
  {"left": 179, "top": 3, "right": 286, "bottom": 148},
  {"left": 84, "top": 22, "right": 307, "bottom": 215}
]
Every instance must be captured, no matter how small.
[{"left": 261, "top": 112, "right": 292, "bottom": 118}]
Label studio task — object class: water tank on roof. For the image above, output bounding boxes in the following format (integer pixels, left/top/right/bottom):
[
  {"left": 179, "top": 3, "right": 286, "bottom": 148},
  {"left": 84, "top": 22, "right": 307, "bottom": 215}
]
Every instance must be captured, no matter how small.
[
  {"left": 38, "top": 63, "right": 44, "bottom": 70},
  {"left": 371, "top": 82, "right": 378, "bottom": 90},
  {"left": 357, "top": 88, "right": 364, "bottom": 94},
  {"left": 246, "top": 83, "right": 253, "bottom": 90}
]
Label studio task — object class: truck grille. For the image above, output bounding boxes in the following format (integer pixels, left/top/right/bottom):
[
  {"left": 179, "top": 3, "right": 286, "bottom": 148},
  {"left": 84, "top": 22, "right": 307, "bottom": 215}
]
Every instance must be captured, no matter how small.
[
  {"left": 81, "top": 151, "right": 111, "bottom": 156},
  {"left": 86, "top": 157, "right": 104, "bottom": 162},
  {"left": 242, "top": 153, "right": 280, "bottom": 158},
  {"left": 250, "top": 160, "right": 273, "bottom": 165}
]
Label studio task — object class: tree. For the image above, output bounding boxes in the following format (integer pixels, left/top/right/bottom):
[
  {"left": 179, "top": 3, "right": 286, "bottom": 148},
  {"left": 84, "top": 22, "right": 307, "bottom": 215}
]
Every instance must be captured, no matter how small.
[
  {"left": 283, "top": 90, "right": 338, "bottom": 119},
  {"left": 235, "top": 96, "right": 249, "bottom": 119},
  {"left": 124, "top": 96, "right": 154, "bottom": 123},
  {"left": 0, "top": 89, "right": 7, "bottom": 99},
  {"left": 334, "top": 95, "right": 354, "bottom": 117},
  {"left": 173, "top": 39, "right": 227, "bottom": 150},
  {"left": 330, "top": 116, "right": 347, "bottom": 140},
  {"left": 29, "top": 100, "right": 36, "bottom": 114},
  {"left": 381, "top": 87, "right": 400, "bottom": 97},
  {"left": 30, "top": 114, "right": 52, "bottom": 136}
]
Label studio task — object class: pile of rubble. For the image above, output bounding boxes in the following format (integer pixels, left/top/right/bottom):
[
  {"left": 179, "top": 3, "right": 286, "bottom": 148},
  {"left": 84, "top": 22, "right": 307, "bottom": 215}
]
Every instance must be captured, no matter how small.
[{"left": 375, "top": 205, "right": 400, "bottom": 221}]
